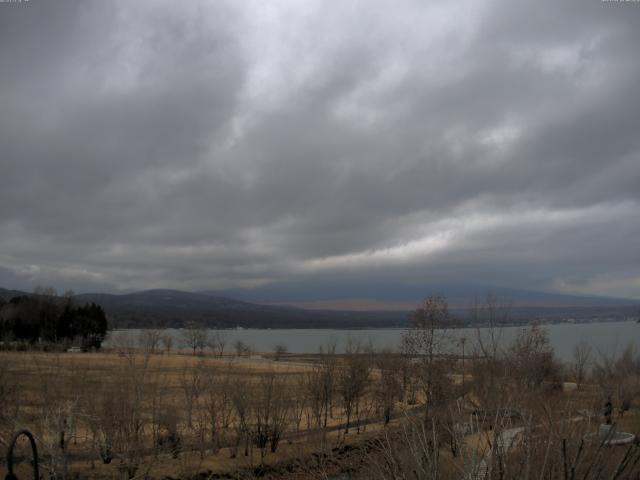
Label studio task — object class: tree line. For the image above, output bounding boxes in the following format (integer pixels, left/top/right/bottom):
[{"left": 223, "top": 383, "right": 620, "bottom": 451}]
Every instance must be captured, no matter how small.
[{"left": 0, "top": 287, "right": 108, "bottom": 350}]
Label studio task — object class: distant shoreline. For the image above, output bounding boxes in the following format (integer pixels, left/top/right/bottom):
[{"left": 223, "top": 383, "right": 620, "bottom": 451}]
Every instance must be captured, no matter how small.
[{"left": 109, "top": 317, "right": 638, "bottom": 331}]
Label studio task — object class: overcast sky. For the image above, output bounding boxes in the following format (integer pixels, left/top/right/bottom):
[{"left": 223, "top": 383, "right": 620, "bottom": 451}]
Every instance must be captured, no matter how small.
[{"left": 1, "top": 0, "right": 639, "bottom": 302}]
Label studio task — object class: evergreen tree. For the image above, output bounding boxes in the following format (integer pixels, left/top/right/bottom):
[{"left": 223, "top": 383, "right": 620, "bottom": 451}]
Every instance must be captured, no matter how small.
[{"left": 0, "top": 293, "right": 109, "bottom": 349}]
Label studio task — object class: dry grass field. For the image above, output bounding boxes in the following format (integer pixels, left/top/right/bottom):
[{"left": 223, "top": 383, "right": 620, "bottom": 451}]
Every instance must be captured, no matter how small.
[
  {"left": 2, "top": 322, "right": 640, "bottom": 480},
  {"left": 0, "top": 347, "right": 415, "bottom": 479}
]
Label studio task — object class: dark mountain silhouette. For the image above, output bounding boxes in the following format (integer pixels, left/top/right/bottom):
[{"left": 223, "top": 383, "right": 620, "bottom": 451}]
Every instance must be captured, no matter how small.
[
  {"left": 202, "top": 283, "right": 636, "bottom": 308},
  {"left": 0, "top": 288, "right": 30, "bottom": 302},
  {"left": 71, "top": 289, "right": 407, "bottom": 328},
  {"left": 1, "top": 287, "right": 637, "bottom": 329}
]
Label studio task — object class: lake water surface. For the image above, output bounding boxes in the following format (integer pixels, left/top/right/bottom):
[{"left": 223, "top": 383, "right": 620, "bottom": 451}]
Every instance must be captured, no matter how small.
[{"left": 107, "top": 321, "right": 639, "bottom": 362}]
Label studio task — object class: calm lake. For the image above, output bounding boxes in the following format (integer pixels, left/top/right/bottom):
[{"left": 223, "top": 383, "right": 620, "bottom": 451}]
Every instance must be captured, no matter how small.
[{"left": 107, "top": 321, "right": 639, "bottom": 362}]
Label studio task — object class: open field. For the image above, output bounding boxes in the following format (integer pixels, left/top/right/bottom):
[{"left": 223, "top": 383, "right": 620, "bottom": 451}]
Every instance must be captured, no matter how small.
[
  {"left": 0, "top": 347, "right": 418, "bottom": 479},
  {"left": 2, "top": 322, "right": 640, "bottom": 479}
]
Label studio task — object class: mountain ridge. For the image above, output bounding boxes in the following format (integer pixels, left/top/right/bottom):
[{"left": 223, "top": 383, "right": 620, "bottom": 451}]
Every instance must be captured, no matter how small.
[
  {"left": 1, "top": 287, "right": 638, "bottom": 329},
  {"left": 201, "top": 284, "right": 637, "bottom": 309}
]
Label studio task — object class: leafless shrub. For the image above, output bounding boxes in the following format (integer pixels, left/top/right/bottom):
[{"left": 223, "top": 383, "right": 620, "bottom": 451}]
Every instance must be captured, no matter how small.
[
  {"left": 156, "top": 408, "right": 182, "bottom": 459},
  {"left": 368, "top": 406, "right": 640, "bottom": 480},
  {"left": 370, "top": 417, "right": 444, "bottom": 480},
  {"left": 39, "top": 400, "right": 79, "bottom": 479}
]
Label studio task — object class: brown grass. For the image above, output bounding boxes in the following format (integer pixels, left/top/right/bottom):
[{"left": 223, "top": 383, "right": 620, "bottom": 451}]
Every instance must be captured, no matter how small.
[{"left": 0, "top": 350, "right": 404, "bottom": 479}]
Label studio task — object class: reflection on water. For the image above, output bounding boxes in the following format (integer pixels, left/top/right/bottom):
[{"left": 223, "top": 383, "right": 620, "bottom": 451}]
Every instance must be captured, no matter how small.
[{"left": 106, "top": 321, "right": 638, "bottom": 362}]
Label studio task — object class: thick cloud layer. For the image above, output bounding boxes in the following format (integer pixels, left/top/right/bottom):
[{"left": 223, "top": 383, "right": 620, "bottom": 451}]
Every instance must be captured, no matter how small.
[{"left": 1, "top": 0, "right": 639, "bottom": 300}]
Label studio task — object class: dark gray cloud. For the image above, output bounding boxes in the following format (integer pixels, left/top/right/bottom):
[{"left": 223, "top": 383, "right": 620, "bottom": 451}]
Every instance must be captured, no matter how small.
[{"left": 1, "top": 0, "right": 639, "bottom": 300}]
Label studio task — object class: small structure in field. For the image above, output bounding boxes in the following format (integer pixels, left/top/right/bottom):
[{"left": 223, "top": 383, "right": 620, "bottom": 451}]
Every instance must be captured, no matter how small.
[{"left": 583, "top": 397, "right": 635, "bottom": 446}]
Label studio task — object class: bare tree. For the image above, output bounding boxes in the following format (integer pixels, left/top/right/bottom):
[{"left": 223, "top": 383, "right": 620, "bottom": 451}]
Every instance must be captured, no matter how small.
[
  {"left": 182, "top": 322, "right": 209, "bottom": 355},
  {"left": 305, "top": 366, "right": 326, "bottom": 430},
  {"left": 157, "top": 410, "right": 182, "bottom": 459},
  {"left": 273, "top": 344, "right": 288, "bottom": 361},
  {"left": 100, "top": 351, "right": 154, "bottom": 478},
  {"left": 510, "top": 324, "right": 558, "bottom": 389},
  {"left": 318, "top": 340, "right": 337, "bottom": 428},
  {"left": 302, "top": 341, "right": 338, "bottom": 441},
  {"left": 138, "top": 329, "right": 161, "bottom": 354},
  {"left": 252, "top": 372, "right": 289, "bottom": 461},
  {"left": 374, "top": 350, "right": 403, "bottom": 425},
  {"left": 203, "top": 365, "right": 233, "bottom": 454},
  {"left": 109, "top": 330, "right": 136, "bottom": 355},
  {"left": 470, "top": 294, "right": 510, "bottom": 411},
  {"left": 36, "top": 369, "right": 81, "bottom": 479},
  {"left": 147, "top": 371, "right": 169, "bottom": 459},
  {"left": 472, "top": 293, "right": 510, "bottom": 357},
  {"left": 207, "top": 330, "right": 227, "bottom": 357},
  {"left": 179, "top": 359, "right": 205, "bottom": 429},
  {"left": 338, "top": 340, "right": 371, "bottom": 433},
  {"left": 403, "top": 296, "right": 452, "bottom": 362},
  {"left": 402, "top": 295, "right": 453, "bottom": 421},
  {"left": 233, "top": 339, "right": 252, "bottom": 357},
  {"left": 34, "top": 285, "right": 58, "bottom": 297},
  {"left": 290, "top": 374, "right": 308, "bottom": 433},
  {"left": 571, "top": 340, "right": 592, "bottom": 390},
  {"left": 230, "top": 377, "right": 252, "bottom": 458},
  {"left": 160, "top": 334, "right": 173, "bottom": 354}
]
